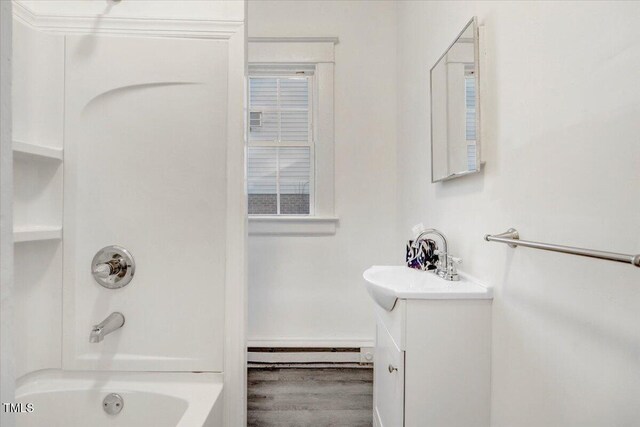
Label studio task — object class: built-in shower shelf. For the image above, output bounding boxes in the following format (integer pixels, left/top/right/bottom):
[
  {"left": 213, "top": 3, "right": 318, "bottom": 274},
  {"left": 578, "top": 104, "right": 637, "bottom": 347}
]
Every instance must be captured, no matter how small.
[
  {"left": 13, "top": 226, "right": 62, "bottom": 243},
  {"left": 13, "top": 141, "right": 63, "bottom": 161}
]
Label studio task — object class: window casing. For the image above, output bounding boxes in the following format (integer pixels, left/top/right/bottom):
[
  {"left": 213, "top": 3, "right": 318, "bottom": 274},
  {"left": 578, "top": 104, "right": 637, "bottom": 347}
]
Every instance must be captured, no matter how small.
[
  {"left": 248, "top": 69, "right": 315, "bottom": 216},
  {"left": 247, "top": 38, "right": 337, "bottom": 235}
]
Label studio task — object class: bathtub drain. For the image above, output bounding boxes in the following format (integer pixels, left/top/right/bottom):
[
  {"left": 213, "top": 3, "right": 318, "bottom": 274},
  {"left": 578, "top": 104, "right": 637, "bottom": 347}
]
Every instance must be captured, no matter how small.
[{"left": 103, "top": 393, "right": 124, "bottom": 415}]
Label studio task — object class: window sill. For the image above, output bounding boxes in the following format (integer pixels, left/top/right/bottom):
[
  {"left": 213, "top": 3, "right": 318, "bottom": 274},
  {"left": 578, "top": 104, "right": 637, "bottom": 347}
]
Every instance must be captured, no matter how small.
[{"left": 248, "top": 216, "right": 339, "bottom": 236}]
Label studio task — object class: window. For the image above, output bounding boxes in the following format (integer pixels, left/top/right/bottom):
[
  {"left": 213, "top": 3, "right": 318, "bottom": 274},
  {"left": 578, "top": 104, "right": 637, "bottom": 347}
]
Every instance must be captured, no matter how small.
[
  {"left": 248, "top": 71, "right": 314, "bottom": 215},
  {"left": 464, "top": 65, "right": 477, "bottom": 170},
  {"left": 247, "top": 38, "right": 337, "bottom": 234}
]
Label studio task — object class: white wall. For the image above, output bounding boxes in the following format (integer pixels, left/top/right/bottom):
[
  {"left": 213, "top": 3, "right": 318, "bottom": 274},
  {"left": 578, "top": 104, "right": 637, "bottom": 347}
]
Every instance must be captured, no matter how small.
[
  {"left": 396, "top": 2, "right": 640, "bottom": 426},
  {"left": 1, "top": 2, "right": 15, "bottom": 425},
  {"left": 247, "top": 0, "right": 398, "bottom": 347}
]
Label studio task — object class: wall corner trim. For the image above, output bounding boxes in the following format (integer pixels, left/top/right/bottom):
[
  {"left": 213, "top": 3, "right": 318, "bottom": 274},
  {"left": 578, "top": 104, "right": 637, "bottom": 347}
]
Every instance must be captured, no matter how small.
[{"left": 12, "top": 1, "right": 244, "bottom": 39}]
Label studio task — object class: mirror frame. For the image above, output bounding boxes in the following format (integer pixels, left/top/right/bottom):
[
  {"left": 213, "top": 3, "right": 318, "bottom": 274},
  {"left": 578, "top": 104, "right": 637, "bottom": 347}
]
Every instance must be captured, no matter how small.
[{"left": 430, "top": 17, "right": 481, "bottom": 183}]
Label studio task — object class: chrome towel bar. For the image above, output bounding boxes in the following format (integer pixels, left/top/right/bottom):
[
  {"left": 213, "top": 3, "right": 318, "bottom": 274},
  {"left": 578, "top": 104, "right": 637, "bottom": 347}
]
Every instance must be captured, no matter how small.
[{"left": 484, "top": 228, "right": 640, "bottom": 268}]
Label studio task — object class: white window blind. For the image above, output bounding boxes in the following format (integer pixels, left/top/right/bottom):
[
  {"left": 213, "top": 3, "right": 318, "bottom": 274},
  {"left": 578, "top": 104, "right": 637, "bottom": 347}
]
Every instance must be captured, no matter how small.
[
  {"left": 464, "top": 66, "right": 477, "bottom": 170},
  {"left": 248, "top": 70, "right": 314, "bottom": 215}
]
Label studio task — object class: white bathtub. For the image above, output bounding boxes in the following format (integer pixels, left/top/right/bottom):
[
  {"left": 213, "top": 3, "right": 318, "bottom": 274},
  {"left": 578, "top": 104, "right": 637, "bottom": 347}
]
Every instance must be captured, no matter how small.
[{"left": 15, "top": 370, "right": 223, "bottom": 427}]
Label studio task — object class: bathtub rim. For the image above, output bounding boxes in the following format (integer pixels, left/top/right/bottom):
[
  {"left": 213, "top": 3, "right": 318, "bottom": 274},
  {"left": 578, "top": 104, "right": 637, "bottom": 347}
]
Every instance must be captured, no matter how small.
[{"left": 15, "top": 369, "right": 223, "bottom": 427}]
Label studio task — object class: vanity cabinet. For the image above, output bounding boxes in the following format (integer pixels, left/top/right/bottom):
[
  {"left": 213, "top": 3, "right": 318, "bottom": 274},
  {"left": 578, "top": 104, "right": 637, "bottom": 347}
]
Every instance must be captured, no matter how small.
[{"left": 373, "top": 298, "right": 492, "bottom": 427}]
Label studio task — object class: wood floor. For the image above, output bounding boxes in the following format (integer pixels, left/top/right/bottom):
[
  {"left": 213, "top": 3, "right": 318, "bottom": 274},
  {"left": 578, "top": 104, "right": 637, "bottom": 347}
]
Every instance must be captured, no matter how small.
[{"left": 247, "top": 367, "right": 373, "bottom": 427}]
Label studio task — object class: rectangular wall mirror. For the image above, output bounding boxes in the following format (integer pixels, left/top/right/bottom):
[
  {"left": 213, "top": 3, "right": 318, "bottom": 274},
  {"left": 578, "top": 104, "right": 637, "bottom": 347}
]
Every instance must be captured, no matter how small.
[{"left": 430, "top": 17, "right": 480, "bottom": 183}]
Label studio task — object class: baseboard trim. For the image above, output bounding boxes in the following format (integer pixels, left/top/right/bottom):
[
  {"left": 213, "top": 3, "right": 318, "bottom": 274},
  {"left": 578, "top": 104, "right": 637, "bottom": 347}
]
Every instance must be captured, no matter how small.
[
  {"left": 247, "top": 338, "right": 375, "bottom": 348},
  {"left": 248, "top": 348, "right": 360, "bottom": 364},
  {"left": 248, "top": 347, "right": 360, "bottom": 352},
  {"left": 247, "top": 345, "right": 375, "bottom": 364},
  {"left": 248, "top": 362, "right": 372, "bottom": 369}
]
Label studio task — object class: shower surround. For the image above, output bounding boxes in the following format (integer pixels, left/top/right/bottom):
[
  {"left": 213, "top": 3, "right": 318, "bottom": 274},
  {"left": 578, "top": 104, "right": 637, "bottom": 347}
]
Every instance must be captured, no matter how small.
[{"left": 10, "top": 1, "right": 246, "bottom": 426}]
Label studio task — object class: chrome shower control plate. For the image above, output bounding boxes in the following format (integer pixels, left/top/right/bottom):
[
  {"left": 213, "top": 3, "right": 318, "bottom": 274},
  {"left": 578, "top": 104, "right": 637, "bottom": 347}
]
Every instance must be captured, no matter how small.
[
  {"left": 92, "top": 246, "right": 135, "bottom": 289},
  {"left": 103, "top": 393, "right": 124, "bottom": 415}
]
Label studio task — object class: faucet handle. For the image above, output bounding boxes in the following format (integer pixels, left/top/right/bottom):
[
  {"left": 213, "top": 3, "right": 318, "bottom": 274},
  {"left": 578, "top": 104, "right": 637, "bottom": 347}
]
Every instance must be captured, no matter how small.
[
  {"left": 91, "top": 246, "right": 135, "bottom": 289},
  {"left": 447, "top": 255, "right": 462, "bottom": 264},
  {"left": 93, "top": 263, "right": 112, "bottom": 279},
  {"left": 444, "top": 255, "right": 461, "bottom": 281}
]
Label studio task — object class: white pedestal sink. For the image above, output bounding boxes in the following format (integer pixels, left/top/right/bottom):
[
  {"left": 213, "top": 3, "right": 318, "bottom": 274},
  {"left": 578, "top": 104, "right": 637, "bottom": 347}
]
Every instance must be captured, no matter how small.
[
  {"left": 363, "top": 265, "right": 492, "bottom": 311},
  {"left": 364, "top": 265, "right": 493, "bottom": 427}
]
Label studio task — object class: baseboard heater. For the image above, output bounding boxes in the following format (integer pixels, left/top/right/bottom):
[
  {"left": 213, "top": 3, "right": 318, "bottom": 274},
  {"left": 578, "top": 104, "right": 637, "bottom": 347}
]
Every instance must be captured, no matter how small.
[{"left": 248, "top": 347, "right": 374, "bottom": 366}]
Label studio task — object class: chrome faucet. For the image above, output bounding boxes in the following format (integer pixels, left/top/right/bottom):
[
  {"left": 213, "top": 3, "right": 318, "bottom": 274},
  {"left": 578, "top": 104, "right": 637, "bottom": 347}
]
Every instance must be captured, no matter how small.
[
  {"left": 90, "top": 312, "right": 125, "bottom": 343},
  {"left": 412, "top": 229, "right": 461, "bottom": 281}
]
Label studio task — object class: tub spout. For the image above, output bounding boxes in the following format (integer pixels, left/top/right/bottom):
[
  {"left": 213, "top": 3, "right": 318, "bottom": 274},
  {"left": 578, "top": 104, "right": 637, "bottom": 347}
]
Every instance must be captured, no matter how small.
[{"left": 90, "top": 312, "right": 125, "bottom": 343}]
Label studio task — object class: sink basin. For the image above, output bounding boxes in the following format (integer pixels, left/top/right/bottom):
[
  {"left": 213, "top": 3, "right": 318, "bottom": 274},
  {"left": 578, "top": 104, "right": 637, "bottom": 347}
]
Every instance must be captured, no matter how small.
[{"left": 363, "top": 266, "right": 492, "bottom": 311}]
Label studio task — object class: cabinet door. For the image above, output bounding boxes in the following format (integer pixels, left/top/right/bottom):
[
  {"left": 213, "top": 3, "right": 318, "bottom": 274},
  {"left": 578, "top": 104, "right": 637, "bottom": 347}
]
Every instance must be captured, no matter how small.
[{"left": 374, "top": 321, "right": 405, "bottom": 427}]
